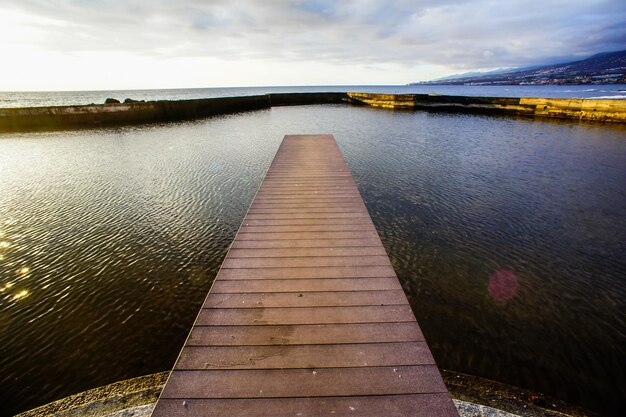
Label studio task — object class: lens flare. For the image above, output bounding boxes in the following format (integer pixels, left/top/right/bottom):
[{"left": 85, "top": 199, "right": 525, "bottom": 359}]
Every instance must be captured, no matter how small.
[{"left": 488, "top": 269, "right": 518, "bottom": 302}]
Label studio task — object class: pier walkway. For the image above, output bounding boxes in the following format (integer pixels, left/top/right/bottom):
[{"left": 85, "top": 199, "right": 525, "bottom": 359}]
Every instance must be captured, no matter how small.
[{"left": 151, "top": 134, "right": 458, "bottom": 416}]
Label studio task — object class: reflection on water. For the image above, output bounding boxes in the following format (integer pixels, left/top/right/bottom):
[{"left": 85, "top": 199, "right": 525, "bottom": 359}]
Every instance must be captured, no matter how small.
[
  {"left": 0, "top": 106, "right": 624, "bottom": 416},
  {"left": 11, "top": 289, "right": 29, "bottom": 301},
  {"left": 487, "top": 269, "right": 518, "bottom": 302}
]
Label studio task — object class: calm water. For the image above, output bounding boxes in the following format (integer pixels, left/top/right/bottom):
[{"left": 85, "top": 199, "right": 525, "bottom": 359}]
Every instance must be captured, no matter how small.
[
  {"left": 0, "top": 84, "right": 626, "bottom": 108},
  {"left": 0, "top": 103, "right": 625, "bottom": 416}
]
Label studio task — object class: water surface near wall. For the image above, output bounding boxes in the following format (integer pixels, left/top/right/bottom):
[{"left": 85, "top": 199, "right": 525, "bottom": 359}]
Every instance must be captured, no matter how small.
[{"left": 0, "top": 105, "right": 624, "bottom": 416}]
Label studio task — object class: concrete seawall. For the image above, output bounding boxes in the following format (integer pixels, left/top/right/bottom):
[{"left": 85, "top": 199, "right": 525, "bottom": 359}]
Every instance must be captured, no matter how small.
[
  {"left": 1, "top": 92, "right": 624, "bottom": 132},
  {"left": 0, "top": 95, "right": 271, "bottom": 132},
  {"left": 348, "top": 92, "right": 626, "bottom": 123},
  {"left": 0, "top": 93, "right": 350, "bottom": 132},
  {"left": 268, "top": 92, "right": 348, "bottom": 106}
]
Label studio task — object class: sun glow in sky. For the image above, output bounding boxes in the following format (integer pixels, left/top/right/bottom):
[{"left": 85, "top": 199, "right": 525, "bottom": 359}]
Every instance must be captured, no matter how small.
[{"left": 0, "top": 0, "right": 624, "bottom": 91}]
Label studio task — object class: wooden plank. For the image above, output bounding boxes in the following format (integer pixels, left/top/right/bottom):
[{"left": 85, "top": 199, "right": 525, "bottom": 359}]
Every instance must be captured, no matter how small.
[
  {"left": 211, "top": 278, "right": 402, "bottom": 293},
  {"left": 257, "top": 188, "right": 359, "bottom": 194},
  {"left": 244, "top": 212, "right": 370, "bottom": 219},
  {"left": 246, "top": 208, "right": 369, "bottom": 214},
  {"left": 256, "top": 187, "right": 359, "bottom": 192},
  {"left": 227, "top": 246, "right": 386, "bottom": 258},
  {"left": 251, "top": 200, "right": 363, "bottom": 205},
  {"left": 216, "top": 265, "right": 397, "bottom": 279},
  {"left": 259, "top": 181, "right": 356, "bottom": 185},
  {"left": 187, "top": 322, "right": 425, "bottom": 346},
  {"left": 236, "top": 231, "right": 378, "bottom": 240},
  {"left": 196, "top": 305, "right": 416, "bottom": 325},
  {"left": 263, "top": 174, "right": 353, "bottom": 179},
  {"left": 250, "top": 203, "right": 367, "bottom": 210},
  {"left": 250, "top": 201, "right": 365, "bottom": 207},
  {"left": 241, "top": 217, "right": 374, "bottom": 225},
  {"left": 151, "top": 134, "right": 458, "bottom": 417},
  {"left": 255, "top": 195, "right": 361, "bottom": 199},
  {"left": 204, "top": 290, "right": 408, "bottom": 308},
  {"left": 239, "top": 224, "right": 376, "bottom": 233},
  {"left": 261, "top": 176, "right": 357, "bottom": 180},
  {"left": 160, "top": 366, "right": 447, "bottom": 398},
  {"left": 230, "top": 238, "right": 382, "bottom": 249},
  {"left": 175, "top": 342, "right": 435, "bottom": 370},
  {"left": 222, "top": 255, "right": 391, "bottom": 269},
  {"left": 254, "top": 193, "right": 361, "bottom": 197},
  {"left": 249, "top": 205, "right": 366, "bottom": 211},
  {"left": 153, "top": 394, "right": 458, "bottom": 417},
  {"left": 256, "top": 193, "right": 361, "bottom": 199}
]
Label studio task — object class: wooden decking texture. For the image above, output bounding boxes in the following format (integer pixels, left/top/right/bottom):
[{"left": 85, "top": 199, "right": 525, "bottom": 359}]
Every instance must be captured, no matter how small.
[{"left": 151, "top": 134, "right": 458, "bottom": 416}]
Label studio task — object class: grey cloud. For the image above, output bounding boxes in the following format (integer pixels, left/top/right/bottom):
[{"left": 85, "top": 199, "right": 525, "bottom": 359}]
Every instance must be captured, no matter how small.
[{"left": 3, "top": 0, "right": 625, "bottom": 71}]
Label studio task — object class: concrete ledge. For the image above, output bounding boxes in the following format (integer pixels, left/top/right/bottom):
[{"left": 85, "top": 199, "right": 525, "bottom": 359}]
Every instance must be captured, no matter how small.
[
  {"left": 348, "top": 92, "right": 626, "bottom": 123},
  {"left": 268, "top": 92, "right": 349, "bottom": 106},
  {"left": 521, "top": 97, "right": 626, "bottom": 122},
  {"left": 0, "top": 93, "right": 348, "bottom": 132},
  {"left": 346, "top": 92, "right": 417, "bottom": 109},
  {"left": 15, "top": 372, "right": 169, "bottom": 417},
  {"left": 15, "top": 371, "right": 594, "bottom": 417},
  {"left": 0, "top": 95, "right": 271, "bottom": 132}
]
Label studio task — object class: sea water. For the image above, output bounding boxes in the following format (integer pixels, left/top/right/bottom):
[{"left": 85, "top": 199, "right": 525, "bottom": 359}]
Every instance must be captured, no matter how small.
[{"left": 0, "top": 97, "right": 624, "bottom": 416}]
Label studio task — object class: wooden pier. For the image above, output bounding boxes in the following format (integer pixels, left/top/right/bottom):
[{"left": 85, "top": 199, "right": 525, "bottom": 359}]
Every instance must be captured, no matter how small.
[{"left": 151, "top": 134, "right": 458, "bottom": 416}]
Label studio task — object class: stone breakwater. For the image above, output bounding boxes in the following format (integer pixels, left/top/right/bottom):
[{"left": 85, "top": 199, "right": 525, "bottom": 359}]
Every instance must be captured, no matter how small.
[{"left": 0, "top": 92, "right": 624, "bottom": 132}]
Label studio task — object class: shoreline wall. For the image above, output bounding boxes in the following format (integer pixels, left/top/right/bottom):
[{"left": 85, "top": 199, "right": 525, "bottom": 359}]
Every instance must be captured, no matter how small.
[
  {"left": 0, "top": 92, "right": 350, "bottom": 132},
  {"left": 348, "top": 92, "right": 626, "bottom": 123},
  {"left": 268, "top": 92, "right": 349, "bottom": 106},
  {"left": 0, "top": 95, "right": 271, "bottom": 132},
  {"left": 1, "top": 92, "right": 624, "bottom": 132}
]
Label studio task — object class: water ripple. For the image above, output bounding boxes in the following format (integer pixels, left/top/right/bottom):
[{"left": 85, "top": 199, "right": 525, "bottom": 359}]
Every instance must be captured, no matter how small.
[{"left": 0, "top": 107, "right": 624, "bottom": 416}]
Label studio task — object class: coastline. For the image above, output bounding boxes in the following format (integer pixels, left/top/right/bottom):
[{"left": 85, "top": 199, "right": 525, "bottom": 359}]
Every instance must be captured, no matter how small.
[{"left": 0, "top": 92, "right": 625, "bottom": 133}]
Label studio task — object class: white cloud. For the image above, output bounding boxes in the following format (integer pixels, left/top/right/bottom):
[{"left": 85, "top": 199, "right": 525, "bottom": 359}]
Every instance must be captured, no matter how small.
[{"left": 0, "top": 0, "right": 624, "bottom": 90}]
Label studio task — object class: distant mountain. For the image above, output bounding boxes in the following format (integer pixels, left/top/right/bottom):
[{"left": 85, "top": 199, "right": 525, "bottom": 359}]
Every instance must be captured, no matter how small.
[
  {"left": 431, "top": 67, "right": 515, "bottom": 81},
  {"left": 413, "top": 50, "right": 626, "bottom": 85}
]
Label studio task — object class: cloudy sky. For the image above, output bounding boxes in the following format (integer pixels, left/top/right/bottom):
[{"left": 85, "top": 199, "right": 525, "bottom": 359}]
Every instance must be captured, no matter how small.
[{"left": 0, "top": 0, "right": 624, "bottom": 91}]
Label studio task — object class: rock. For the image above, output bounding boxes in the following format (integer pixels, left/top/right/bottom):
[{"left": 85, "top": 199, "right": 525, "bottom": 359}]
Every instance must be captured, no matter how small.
[
  {"left": 105, "top": 98, "right": 121, "bottom": 104},
  {"left": 124, "top": 98, "right": 142, "bottom": 103}
]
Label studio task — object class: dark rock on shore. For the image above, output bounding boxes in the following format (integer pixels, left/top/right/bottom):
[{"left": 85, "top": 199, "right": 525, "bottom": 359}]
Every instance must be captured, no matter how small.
[{"left": 105, "top": 98, "right": 121, "bottom": 104}]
